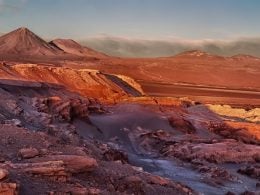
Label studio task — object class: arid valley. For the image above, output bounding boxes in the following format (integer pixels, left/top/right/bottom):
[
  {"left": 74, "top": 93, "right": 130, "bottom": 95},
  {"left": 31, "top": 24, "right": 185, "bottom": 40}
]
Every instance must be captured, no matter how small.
[{"left": 0, "top": 26, "right": 259, "bottom": 195}]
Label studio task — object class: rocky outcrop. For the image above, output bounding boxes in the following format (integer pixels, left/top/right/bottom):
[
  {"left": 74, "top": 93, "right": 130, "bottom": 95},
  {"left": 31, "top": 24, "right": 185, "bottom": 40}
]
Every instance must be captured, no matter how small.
[
  {"left": 0, "top": 64, "right": 144, "bottom": 101},
  {"left": 162, "top": 140, "right": 260, "bottom": 163},
  {"left": 33, "top": 96, "right": 103, "bottom": 122}
]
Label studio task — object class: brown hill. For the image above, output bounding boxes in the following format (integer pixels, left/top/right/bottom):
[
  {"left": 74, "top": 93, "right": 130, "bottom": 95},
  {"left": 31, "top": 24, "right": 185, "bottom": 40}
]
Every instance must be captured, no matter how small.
[
  {"left": 0, "top": 27, "right": 64, "bottom": 56},
  {"left": 50, "top": 39, "right": 107, "bottom": 58}
]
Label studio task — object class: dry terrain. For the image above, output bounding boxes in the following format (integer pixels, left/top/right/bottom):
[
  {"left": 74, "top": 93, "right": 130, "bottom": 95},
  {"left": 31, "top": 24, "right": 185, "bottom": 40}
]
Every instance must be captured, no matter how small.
[{"left": 0, "top": 28, "right": 259, "bottom": 195}]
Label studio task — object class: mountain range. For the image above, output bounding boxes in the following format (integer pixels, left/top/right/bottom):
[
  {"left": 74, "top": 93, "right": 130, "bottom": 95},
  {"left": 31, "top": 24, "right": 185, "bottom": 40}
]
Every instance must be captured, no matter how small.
[
  {"left": 0, "top": 27, "right": 106, "bottom": 58},
  {"left": 2, "top": 27, "right": 260, "bottom": 61}
]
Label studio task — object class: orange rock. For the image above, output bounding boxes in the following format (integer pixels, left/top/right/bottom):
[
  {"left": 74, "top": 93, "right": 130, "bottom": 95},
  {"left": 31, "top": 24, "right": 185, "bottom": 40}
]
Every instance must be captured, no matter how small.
[{"left": 0, "top": 183, "right": 19, "bottom": 195}]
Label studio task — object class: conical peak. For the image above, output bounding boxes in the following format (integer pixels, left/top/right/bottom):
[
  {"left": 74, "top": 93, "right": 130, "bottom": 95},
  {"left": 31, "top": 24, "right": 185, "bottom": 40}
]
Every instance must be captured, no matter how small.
[
  {"left": 0, "top": 27, "right": 64, "bottom": 56},
  {"left": 14, "top": 27, "right": 34, "bottom": 35},
  {"left": 18, "top": 27, "right": 29, "bottom": 31}
]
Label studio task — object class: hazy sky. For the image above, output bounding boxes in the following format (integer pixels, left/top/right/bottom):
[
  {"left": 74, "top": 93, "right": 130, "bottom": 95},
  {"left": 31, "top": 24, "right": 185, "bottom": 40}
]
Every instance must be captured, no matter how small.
[{"left": 1, "top": 0, "right": 260, "bottom": 40}]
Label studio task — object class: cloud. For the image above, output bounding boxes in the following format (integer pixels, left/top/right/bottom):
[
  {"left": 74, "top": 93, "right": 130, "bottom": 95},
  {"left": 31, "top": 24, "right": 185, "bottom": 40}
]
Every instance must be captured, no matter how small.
[{"left": 79, "top": 35, "right": 260, "bottom": 58}]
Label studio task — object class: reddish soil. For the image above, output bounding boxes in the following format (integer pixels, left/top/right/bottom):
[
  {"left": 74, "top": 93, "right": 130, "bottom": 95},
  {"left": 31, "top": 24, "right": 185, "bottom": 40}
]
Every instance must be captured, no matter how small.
[{"left": 0, "top": 28, "right": 259, "bottom": 195}]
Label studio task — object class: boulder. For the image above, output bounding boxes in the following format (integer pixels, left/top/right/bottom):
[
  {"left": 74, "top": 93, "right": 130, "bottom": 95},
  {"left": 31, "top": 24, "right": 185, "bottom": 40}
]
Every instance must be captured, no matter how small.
[
  {"left": 18, "top": 147, "right": 39, "bottom": 159},
  {"left": 46, "top": 155, "right": 98, "bottom": 173}
]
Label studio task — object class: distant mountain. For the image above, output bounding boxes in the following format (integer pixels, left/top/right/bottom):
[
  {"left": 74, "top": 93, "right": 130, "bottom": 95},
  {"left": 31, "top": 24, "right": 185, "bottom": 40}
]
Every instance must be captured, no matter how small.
[
  {"left": 0, "top": 27, "right": 64, "bottom": 56},
  {"left": 174, "top": 50, "right": 212, "bottom": 58},
  {"left": 80, "top": 36, "right": 260, "bottom": 58},
  {"left": 231, "top": 54, "right": 260, "bottom": 61},
  {"left": 0, "top": 27, "right": 107, "bottom": 58},
  {"left": 50, "top": 39, "right": 107, "bottom": 58}
]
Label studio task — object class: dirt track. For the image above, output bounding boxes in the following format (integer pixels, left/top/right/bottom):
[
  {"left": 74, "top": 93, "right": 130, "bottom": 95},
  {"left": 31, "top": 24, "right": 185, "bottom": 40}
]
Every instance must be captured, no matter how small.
[{"left": 140, "top": 81, "right": 260, "bottom": 106}]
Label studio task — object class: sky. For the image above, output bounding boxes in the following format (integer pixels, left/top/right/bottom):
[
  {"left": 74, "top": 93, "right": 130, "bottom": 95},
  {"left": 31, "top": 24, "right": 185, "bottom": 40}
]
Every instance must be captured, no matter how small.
[
  {"left": 1, "top": 0, "right": 260, "bottom": 57},
  {"left": 1, "top": 0, "right": 260, "bottom": 39}
]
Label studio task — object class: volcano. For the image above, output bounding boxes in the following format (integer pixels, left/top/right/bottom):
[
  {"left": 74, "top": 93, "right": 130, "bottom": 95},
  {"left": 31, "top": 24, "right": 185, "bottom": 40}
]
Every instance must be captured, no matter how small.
[{"left": 0, "top": 27, "right": 64, "bottom": 56}]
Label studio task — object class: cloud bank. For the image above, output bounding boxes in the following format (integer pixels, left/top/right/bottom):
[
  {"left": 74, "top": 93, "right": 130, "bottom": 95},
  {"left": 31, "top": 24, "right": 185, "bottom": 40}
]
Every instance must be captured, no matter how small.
[{"left": 80, "top": 36, "right": 260, "bottom": 58}]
